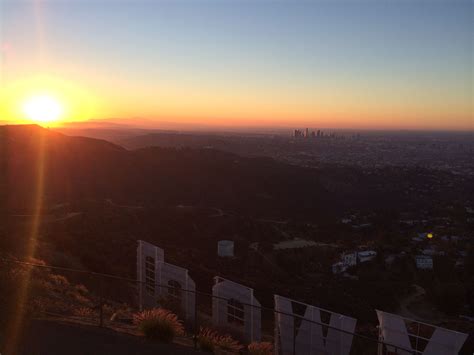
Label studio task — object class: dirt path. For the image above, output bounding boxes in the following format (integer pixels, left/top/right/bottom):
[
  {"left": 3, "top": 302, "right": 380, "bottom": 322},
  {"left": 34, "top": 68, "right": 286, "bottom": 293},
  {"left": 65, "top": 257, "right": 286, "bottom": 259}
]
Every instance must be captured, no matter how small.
[
  {"left": 106, "top": 199, "right": 143, "bottom": 209},
  {"left": 398, "top": 284, "right": 426, "bottom": 320}
]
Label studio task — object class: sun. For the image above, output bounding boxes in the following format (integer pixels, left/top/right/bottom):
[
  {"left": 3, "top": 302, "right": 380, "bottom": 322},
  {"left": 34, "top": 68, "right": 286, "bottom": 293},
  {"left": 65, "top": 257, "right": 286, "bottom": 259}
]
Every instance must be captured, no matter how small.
[{"left": 22, "top": 95, "right": 64, "bottom": 124}]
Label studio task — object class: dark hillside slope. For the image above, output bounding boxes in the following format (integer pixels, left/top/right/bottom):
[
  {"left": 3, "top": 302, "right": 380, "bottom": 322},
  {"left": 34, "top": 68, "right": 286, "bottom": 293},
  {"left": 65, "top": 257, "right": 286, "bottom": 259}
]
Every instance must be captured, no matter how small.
[
  {"left": 1, "top": 124, "right": 468, "bottom": 221},
  {"left": 0, "top": 125, "right": 126, "bottom": 210},
  {"left": 0, "top": 125, "right": 336, "bottom": 219}
]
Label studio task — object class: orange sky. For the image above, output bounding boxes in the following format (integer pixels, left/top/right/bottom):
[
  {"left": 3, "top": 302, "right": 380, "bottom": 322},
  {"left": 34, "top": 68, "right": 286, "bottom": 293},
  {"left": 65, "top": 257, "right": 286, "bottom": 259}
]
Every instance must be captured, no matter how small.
[{"left": 1, "top": 0, "right": 472, "bottom": 131}]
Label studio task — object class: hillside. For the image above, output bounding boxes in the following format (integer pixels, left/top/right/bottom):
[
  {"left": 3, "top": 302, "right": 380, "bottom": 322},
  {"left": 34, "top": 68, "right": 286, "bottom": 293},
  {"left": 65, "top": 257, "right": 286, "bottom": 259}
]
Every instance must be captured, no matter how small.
[
  {"left": 0, "top": 125, "right": 343, "bottom": 219},
  {"left": 1, "top": 124, "right": 473, "bottom": 336},
  {"left": 1, "top": 124, "right": 471, "bottom": 272},
  {"left": 3, "top": 125, "right": 468, "bottom": 218}
]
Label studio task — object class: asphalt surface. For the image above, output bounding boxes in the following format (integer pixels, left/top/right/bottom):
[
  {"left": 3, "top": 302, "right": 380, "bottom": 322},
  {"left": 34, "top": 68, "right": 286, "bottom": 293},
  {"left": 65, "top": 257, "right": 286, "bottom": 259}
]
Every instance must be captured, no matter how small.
[{"left": 15, "top": 319, "right": 201, "bottom": 355}]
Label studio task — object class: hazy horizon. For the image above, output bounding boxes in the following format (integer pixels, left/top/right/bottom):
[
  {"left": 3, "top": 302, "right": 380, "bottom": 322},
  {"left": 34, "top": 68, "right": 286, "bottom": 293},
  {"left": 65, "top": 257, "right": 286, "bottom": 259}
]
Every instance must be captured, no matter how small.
[
  {"left": 1, "top": 0, "right": 473, "bottom": 130},
  {"left": 3, "top": 118, "right": 474, "bottom": 136}
]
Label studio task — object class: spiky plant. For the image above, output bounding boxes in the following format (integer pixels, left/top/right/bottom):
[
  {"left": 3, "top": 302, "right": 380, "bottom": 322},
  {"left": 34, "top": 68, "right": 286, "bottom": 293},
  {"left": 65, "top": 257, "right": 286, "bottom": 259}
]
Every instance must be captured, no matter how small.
[
  {"left": 197, "top": 327, "right": 243, "bottom": 354},
  {"left": 73, "top": 306, "right": 95, "bottom": 318},
  {"left": 216, "top": 333, "right": 243, "bottom": 353},
  {"left": 133, "top": 308, "right": 184, "bottom": 343},
  {"left": 248, "top": 341, "right": 274, "bottom": 355}
]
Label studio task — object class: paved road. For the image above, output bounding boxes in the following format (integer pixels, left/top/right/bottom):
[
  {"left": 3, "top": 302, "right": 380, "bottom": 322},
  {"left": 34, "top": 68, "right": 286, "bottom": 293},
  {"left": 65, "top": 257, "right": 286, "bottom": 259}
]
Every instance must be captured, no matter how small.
[
  {"left": 398, "top": 284, "right": 426, "bottom": 320},
  {"left": 16, "top": 319, "right": 201, "bottom": 355}
]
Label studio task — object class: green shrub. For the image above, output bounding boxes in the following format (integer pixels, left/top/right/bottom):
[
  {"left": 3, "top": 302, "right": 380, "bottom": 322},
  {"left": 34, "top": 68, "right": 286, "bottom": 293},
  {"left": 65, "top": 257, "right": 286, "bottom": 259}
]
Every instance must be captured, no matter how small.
[{"left": 133, "top": 308, "right": 184, "bottom": 343}]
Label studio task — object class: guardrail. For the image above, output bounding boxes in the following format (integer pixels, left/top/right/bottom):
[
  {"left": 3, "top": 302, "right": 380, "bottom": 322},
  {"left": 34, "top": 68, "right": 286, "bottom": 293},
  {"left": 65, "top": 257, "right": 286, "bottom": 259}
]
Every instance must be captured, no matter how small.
[{"left": 0, "top": 258, "right": 416, "bottom": 354}]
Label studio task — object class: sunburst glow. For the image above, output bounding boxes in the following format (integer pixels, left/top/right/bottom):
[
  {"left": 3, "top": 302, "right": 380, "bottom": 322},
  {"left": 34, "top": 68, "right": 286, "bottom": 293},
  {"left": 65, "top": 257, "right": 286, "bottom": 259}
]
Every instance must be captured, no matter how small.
[{"left": 22, "top": 95, "right": 64, "bottom": 124}]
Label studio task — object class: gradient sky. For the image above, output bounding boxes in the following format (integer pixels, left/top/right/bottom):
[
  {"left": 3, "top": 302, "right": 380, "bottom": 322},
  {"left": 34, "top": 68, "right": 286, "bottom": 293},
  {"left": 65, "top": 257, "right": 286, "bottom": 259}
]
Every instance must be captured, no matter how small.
[{"left": 1, "top": 0, "right": 473, "bottom": 130}]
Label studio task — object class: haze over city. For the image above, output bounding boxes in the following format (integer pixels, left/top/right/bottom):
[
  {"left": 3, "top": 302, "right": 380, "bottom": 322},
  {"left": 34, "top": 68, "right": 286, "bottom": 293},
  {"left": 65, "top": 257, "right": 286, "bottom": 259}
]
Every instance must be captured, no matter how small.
[{"left": 1, "top": 0, "right": 472, "bottom": 130}]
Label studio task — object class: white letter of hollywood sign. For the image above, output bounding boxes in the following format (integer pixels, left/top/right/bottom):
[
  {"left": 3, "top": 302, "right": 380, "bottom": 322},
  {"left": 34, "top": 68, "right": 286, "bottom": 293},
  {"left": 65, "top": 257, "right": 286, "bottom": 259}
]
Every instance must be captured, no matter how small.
[
  {"left": 212, "top": 276, "right": 262, "bottom": 342},
  {"left": 274, "top": 295, "right": 357, "bottom": 355},
  {"left": 137, "top": 240, "right": 196, "bottom": 323},
  {"left": 136, "top": 242, "right": 467, "bottom": 355},
  {"left": 376, "top": 310, "right": 467, "bottom": 355}
]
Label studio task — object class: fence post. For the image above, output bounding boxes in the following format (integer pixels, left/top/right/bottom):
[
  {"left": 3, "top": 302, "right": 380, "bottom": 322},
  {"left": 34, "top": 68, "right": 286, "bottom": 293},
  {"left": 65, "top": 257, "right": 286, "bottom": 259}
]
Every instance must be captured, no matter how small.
[
  {"left": 98, "top": 274, "right": 104, "bottom": 327},
  {"left": 193, "top": 291, "right": 198, "bottom": 350},
  {"left": 293, "top": 314, "right": 297, "bottom": 355}
]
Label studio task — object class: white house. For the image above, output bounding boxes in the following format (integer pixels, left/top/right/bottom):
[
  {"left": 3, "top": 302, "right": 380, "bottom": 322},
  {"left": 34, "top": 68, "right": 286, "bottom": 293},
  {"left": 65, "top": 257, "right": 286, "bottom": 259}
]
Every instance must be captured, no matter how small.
[
  {"left": 218, "top": 240, "right": 235, "bottom": 257},
  {"left": 357, "top": 250, "right": 377, "bottom": 263},
  {"left": 343, "top": 252, "right": 358, "bottom": 266},
  {"left": 415, "top": 255, "right": 433, "bottom": 270},
  {"left": 332, "top": 250, "right": 377, "bottom": 274}
]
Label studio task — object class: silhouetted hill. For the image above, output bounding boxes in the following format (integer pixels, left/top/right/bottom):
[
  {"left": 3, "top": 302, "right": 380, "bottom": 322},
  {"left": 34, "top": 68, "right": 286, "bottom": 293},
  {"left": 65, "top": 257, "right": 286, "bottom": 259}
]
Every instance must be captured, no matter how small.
[
  {"left": 0, "top": 125, "right": 125, "bottom": 210},
  {"left": 1, "top": 124, "right": 470, "bottom": 220},
  {"left": 0, "top": 125, "right": 335, "bottom": 218}
]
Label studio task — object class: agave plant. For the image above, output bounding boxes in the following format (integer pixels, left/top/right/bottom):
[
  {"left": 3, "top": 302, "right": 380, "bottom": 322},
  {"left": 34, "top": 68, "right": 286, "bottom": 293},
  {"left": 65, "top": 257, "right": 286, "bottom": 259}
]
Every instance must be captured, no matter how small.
[
  {"left": 197, "top": 327, "right": 218, "bottom": 352},
  {"left": 216, "top": 333, "right": 243, "bottom": 354},
  {"left": 73, "top": 306, "right": 95, "bottom": 318},
  {"left": 197, "top": 327, "right": 243, "bottom": 354},
  {"left": 248, "top": 341, "right": 274, "bottom": 355},
  {"left": 133, "top": 308, "right": 184, "bottom": 343}
]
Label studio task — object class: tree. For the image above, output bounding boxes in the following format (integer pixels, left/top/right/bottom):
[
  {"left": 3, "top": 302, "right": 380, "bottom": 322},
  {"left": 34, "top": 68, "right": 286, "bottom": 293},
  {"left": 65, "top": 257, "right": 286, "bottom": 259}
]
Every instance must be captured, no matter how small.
[{"left": 433, "top": 280, "right": 466, "bottom": 315}]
